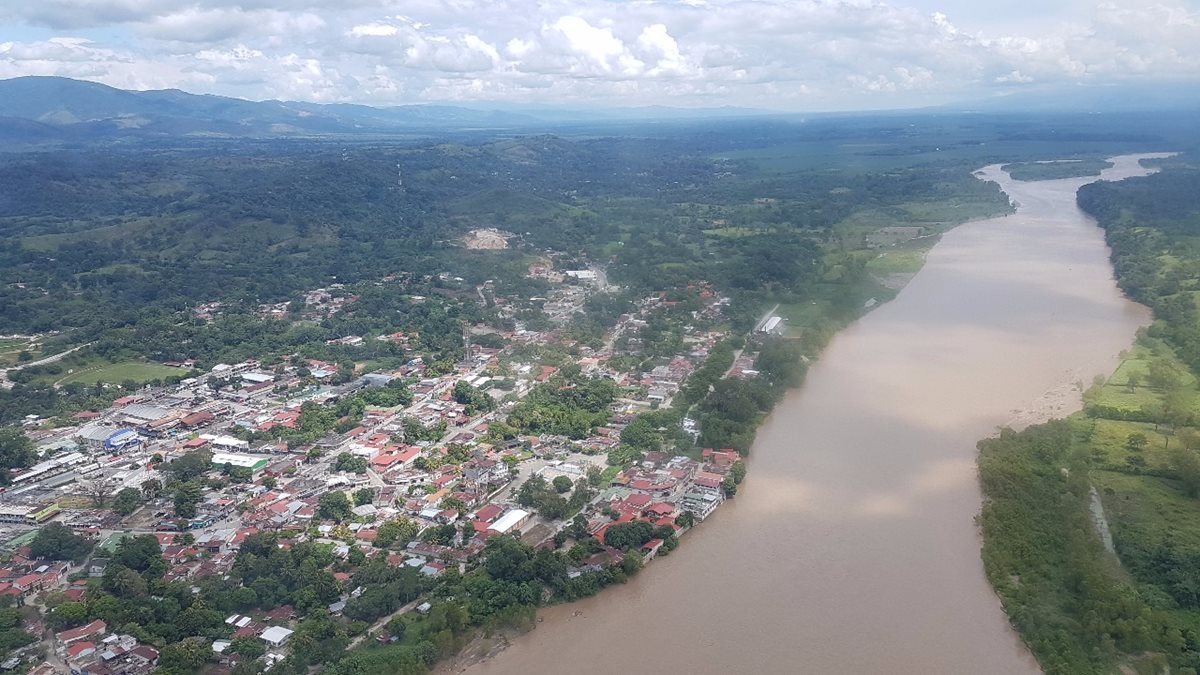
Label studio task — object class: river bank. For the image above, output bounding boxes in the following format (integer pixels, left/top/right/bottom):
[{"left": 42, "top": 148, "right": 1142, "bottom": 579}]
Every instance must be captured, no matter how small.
[{"left": 980, "top": 154, "right": 1200, "bottom": 675}]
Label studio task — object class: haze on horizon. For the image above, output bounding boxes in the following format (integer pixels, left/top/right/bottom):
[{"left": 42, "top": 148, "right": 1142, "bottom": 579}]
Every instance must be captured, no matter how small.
[{"left": 0, "top": 0, "right": 1198, "bottom": 112}]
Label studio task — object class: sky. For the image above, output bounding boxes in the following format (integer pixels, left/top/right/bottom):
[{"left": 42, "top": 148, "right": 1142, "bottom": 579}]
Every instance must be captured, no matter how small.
[{"left": 0, "top": 0, "right": 1198, "bottom": 111}]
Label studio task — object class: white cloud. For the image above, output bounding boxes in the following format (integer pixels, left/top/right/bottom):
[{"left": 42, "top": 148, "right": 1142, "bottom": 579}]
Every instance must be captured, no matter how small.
[
  {"left": 0, "top": 0, "right": 1197, "bottom": 109},
  {"left": 349, "top": 22, "right": 398, "bottom": 38}
]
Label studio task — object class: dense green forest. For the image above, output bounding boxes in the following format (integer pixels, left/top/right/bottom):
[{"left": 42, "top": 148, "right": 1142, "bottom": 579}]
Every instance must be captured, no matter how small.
[{"left": 0, "top": 115, "right": 1062, "bottom": 423}]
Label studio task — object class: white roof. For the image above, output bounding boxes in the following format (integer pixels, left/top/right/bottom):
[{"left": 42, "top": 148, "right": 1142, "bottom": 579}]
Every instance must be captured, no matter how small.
[
  {"left": 260, "top": 626, "right": 294, "bottom": 643},
  {"left": 78, "top": 424, "right": 116, "bottom": 442},
  {"left": 489, "top": 509, "right": 530, "bottom": 534},
  {"left": 122, "top": 404, "right": 171, "bottom": 421},
  {"left": 202, "top": 435, "right": 249, "bottom": 449},
  {"left": 211, "top": 452, "right": 266, "bottom": 468}
]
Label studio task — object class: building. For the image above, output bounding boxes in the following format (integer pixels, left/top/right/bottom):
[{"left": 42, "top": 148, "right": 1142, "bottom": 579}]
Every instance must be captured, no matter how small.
[
  {"left": 487, "top": 509, "right": 531, "bottom": 536},
  {"left": 0, "top": 503, "right": 60, "bottom": 525},
  {"left": 103, "top": 429, "right": 141, "bottom": 452},
  {"left": 260, "top": 626, "right": 293, "bottom": 647},
  {"left": 57, "top": 620, "right": 106, "bottom": 646},
  {"left": 179, "top": 411, "right": 215, "bottom": 428},
  {"left": 757, "top": 316, "right": 784, "bottom": 334},
  {"left": 681, "top": 491, "right": 722, "bottom": 520},
  {"left": 210, "top": 453, "right": 269, "bottom": 473}
]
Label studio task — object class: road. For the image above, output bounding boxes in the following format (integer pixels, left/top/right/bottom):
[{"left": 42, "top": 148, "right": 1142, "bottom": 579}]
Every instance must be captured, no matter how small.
[
  {"left": 5, "top": 343, "right": 93, "bottom": 370},
  {"left": 0, "top": 342, "right": 94, "bottom": 389},
  {"left": 347, "top": 598, "right": 423, "bottom": 649}
]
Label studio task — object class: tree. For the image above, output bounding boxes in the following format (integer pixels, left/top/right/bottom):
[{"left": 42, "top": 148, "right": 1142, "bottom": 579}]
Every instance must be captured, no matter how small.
[
  {"left": 107, "top": 567, "right": 148, "bottom": 599},
  {"left": 1147, "top": 359, "right": 1184, "bottom": 390},
  {"left": 30, "top": 523, "right": 94, "bottom": 561},
  {"left": 0, "top": 428, "right": 35, "bottom": 480},
  {"left": 174, "top": 481, "right": 202, "bottom": 518},
  {"left": 353, "top": 487, "right": 374, "bottom": 506},
  {"left": 113, "top": 487, "right": 143, "bottom": 516},
  {"left": 334, "top": 452, "right": 368, "bottom": 474},
  {"left": 1180, "top": 429, "right": 1200, "bottom": 451},
  {"left": 230, "top": 635, "right": 265, "bottom": 659},
  {"left": 421, "top": 524, "right": 457, "bottom": 546},
  {"left": 721, "top": 477, "right": 738, "bottom": 497},
  {"left": 1170, "top": 447, "right": 1200, "bottom": 498},
  {"left": 552, "top": 475, "right": 573, "bottom": 494},
  {"left": 566, "top": 514, "right": 589, "bottom": 540},
  {"left": 159, "top": 637, "right": 211, "bottom": 672},
  {"left": 1126, "top": 371, "right": 1141, "bottom": 392},
  {"left": 375, "top": 517, "right": 418, "bottom": 548},
  {"left": 730, "top": 460, "right": 747, "bottom": 484},
  {"left": 603, "top": 521, "right": 655, "bottom": 550},
  {"left": 113, "top": 534, "right": 167, "bottom": 576},
  {"left": 162, "top": 449, "right": 213, "bottom": 482},
  {"left": 140, "top": 477, "right": 162, "bottom": 499},
  {"left": 1163, "top": 389, "right": 1194, "bottom": 431},
  {"left": 1126, "top": 433, "right": 1149, "bottom": 453},
  {"left": 48, "top": 601, "right": 88, "bottom": 630},
  {"left": 78, "top": 479, "right": 114, "bottom": 508},
  {"left": 675, "top": 511, "right": 695, "bottom": 529},
  {"left": 319, "top": 491, "right": 352, "bottom": 522}
]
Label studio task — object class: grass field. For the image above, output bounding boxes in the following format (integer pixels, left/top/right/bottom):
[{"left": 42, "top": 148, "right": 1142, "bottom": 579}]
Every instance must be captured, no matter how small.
[
  {"left": 865, "top": 239, "right": 936, "bottom": 276},
  {"left": 1087, "top": 342, "right": 1200, "bottom": 412},
  {"left": 0, "top": 337, "right": 36, "bottom": 368},
  {"left": 55, "top": 360, "right": 191, "bottom": 386},
  {"left": 1076, "top": 417, "right": 1175, "bottom": 472},
  {"left": 1094, "top": 470, "right": 1200, "bottom": 553}
]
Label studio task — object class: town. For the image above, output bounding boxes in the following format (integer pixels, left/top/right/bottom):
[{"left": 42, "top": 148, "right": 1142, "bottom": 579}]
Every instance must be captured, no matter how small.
[{"left": 0, "top": 256, "right": 790, "bottom": 674}]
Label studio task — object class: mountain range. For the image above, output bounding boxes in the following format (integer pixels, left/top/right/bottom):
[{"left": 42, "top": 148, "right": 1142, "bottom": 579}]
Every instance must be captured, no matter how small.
[
  {"left": 0, "top": 76, "right": 772, "bottom": 145},
  {"left": 2, "top": 76, "right": 1199, "bottom": 147}
]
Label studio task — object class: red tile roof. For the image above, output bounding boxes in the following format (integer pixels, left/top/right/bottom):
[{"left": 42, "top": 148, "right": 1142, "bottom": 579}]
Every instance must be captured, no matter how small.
[{"left": 57, "top": 619, "right": 105, "bottom": 644}]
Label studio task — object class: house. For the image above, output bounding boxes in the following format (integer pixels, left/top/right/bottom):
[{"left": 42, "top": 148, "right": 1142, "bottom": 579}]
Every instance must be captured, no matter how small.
[
  {"left": 370, "top": 446, "right": 419, "bottom": 471},
  {"left": 641, "top": 538, "right": 665, "bottom": 561},
  {"left": 66, "top": 641, "right": 96, "bottom": 663},
  {"left": 260, "top": 626, "right": 294, "bottom": 647},
  {"left": 57, "top": 619, "right": 106, "bottom": 645},
  {"left": 471, "top": 504, "right": 503, "bottom": 523},
  {"left": 692, "top": 471, "right": 724, "bottom": 491},
  {"left": 701, "top": 448, "right": 739, "bottom": 468},
  {"left": 264, "top": 605, "right": 295, "bottom": 623},
  {"left": 129, "top": 645, "right": 160, "bottom": 666}
]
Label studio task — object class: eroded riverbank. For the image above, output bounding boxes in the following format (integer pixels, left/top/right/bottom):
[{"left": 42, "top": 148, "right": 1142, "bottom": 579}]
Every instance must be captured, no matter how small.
[{"left": 458, "top": 155, "right": 1164, "bottom": 675}]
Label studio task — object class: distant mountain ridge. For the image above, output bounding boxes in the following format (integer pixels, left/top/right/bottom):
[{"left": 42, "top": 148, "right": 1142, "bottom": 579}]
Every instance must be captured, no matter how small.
[
  {"left": 0, "top": 76, "right": 552, "bottom": 139},
  {"left": 0, "top": 76, "right": 775, "bottom": 145}
]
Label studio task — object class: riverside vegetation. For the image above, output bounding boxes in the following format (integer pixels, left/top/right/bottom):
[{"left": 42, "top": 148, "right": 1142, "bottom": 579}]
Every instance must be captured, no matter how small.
[{"left": 980, "top": 155, "right": 1200, "bottom": 675}]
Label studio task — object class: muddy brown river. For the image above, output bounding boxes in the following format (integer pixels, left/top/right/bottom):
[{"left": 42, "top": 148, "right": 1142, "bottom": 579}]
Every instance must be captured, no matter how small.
[{"left": 462, "top": 154, "right": 1166, "bottom": 675}]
